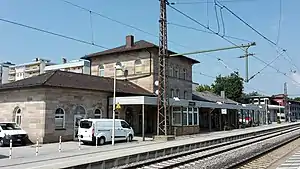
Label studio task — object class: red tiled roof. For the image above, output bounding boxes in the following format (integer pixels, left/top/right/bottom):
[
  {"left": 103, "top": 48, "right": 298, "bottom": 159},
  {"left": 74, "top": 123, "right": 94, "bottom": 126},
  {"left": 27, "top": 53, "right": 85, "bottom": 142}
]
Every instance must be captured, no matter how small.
[
  {"left": 0, "top": 71, "right": 153, "bottom": 96},
  {"left": 82, "top": 40, "right": 200, "bottom": 64}
]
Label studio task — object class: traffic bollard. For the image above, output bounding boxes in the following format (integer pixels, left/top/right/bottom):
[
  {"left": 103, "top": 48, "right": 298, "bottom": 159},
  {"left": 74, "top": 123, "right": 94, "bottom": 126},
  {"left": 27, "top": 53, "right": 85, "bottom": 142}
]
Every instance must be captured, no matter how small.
[
  {"left": 35, "top": 138, "right": 39, "bottom": 156},
  {"left": 95, "top": 136, "right": 98, "bottom": 148},
  {"left": 58, "top": 136, "right": 62, "bottom": 152},
  {"left": 78, "top": 137, "right": 81, "bottom": 150},
  {"left": 9, "top": 139, "right": 12, "bottom": 159}
]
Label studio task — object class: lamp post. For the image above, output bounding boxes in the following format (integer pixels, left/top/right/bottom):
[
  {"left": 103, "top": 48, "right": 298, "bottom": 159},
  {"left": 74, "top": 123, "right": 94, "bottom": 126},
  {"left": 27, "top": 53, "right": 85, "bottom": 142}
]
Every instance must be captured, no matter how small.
[
  {"left": 289, "top": 102, "right": 291, "bottom": 122},
  {"left": 112, "top": 62, "right": 124, "bottom": 146}
]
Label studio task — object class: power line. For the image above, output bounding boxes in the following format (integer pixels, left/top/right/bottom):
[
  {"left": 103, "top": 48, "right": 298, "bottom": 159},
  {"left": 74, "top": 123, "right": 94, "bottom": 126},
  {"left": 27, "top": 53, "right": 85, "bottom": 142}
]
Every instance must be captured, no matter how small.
[
  {"left": 167, "top": 4, "right": 247, "bottom": 52},
  {"left": 276, "top": 0, "right": 282, "bottom": 45},
  {"left": 58, "top": 0, "right": 189, "bottom": 49},
  {"left": 170, "top": 0, "right": 259, "bottom": 5},
  {"left": 215, "top": 1, "right": 278, "bottom": 47},
  {"left": 168, "top": 22, "right": 252, "bottom": 42},
  {"left": 0, "top": 18, "right": 108, "bottom": 49}
]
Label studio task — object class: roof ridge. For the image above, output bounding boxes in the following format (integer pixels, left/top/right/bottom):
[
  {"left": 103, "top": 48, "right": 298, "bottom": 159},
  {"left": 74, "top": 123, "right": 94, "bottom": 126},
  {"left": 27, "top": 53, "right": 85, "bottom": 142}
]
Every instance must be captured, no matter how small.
[{"left": 42, "top": 70, "right": 58, "bottom": 85}]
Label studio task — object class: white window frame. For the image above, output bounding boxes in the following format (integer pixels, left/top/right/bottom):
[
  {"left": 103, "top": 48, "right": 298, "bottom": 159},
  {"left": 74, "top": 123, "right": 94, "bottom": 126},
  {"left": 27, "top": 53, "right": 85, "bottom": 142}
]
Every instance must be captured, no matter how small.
[
  {"left": 184, "top": 91, "right": 188, "bottom": 99},
  {"left": 193, "top": 107, "right": 199, "bottom": 125},
  {"left": 99, "top": 64, "right": 105, "bottom": 77},
  {"left": 134, "top": 59, "right": 143, "bottom": 74},
  {"left": 174, "top": 67, "right": 179, "bottom": 78},
  {"left": 55, "top": 108, "right": 65, "bottom": 129},
  {"left": 182, "top": 107, "right": 188, "bottom": 126},
  {"left": 188, "top": 107, "right": 193, "bottom": 125},
  {"left": 172, "top": 107, "right": 182, "bottom": 126},
  {"left": 94, "top": 108, "right": 102, "bottom": 119},
  {"left": 15, "top": 108, "right": 22, "bottom": 126},
  {"left": 171, "top": 89, "right": 174, "bottom": 98}
]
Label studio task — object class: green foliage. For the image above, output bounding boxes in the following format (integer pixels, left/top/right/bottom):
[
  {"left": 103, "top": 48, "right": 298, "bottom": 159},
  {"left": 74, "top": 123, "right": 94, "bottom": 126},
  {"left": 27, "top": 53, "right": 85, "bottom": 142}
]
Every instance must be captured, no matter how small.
[
  {"left": 293, "top": 97, "right": 300, "bottom": 101},
  {"left": 196, "top": 84, "right": 212, "bottom": 92},
  {"left": 211, "top": 72, "right": 244, "bottom": 102}
]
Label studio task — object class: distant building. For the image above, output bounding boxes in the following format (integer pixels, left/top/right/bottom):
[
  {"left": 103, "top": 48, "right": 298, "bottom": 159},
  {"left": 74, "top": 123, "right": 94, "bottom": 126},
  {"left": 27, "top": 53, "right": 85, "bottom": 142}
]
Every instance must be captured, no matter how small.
[
  {"left": 8, "top": 58, "right": 54, "bottom": 83},
  {"left": 0, "top": 62, "right": 15, "bottom": 84},
  {"left": 44, "top": 58, "right": 90, "bottom": 75}
]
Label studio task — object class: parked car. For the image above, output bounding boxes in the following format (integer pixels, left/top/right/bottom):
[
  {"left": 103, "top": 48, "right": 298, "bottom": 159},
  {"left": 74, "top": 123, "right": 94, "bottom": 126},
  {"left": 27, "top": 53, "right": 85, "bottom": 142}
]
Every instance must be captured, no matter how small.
[
  {"left": 78, "top": 119, "right": 134, "bottom": 145},
  {"left": 0, "top": 122, "right": 28, "bottom": 146}
]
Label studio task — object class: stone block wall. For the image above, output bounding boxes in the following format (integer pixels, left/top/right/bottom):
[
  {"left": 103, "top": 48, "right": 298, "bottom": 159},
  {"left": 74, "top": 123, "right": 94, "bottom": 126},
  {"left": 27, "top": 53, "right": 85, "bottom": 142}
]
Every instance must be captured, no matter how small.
[
  {"left": 44, "top": 87, "right": 111, "bottom": 143},
  {"left": 0, "top": 88, "right": 46, "bottom": 143}
]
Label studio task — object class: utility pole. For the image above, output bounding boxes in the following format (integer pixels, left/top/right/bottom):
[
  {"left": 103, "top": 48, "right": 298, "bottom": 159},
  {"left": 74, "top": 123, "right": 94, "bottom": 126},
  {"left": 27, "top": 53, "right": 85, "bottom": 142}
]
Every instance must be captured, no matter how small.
[
  {"left": 238, "top": 44, "right": 255, "bottom": 83},
  {"left": 157, "top": 0, "right": 169, "bottom": 136}
]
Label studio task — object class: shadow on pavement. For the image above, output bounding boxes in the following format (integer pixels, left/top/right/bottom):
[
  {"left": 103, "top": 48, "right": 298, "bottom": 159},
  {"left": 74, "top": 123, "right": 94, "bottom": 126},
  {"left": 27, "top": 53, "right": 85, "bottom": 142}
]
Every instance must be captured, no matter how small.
[{"left": 0, "top": 155, "right": 8, "bottom": 159}]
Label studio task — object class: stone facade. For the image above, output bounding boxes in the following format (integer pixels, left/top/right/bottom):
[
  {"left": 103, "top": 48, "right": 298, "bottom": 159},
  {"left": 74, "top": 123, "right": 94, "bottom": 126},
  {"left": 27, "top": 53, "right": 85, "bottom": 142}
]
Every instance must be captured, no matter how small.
[
  {"left": 89, "top": 48, "right": 194, "bottom": 100},
  {"left": 0, "top": 88, "right": 46, "bottom": 143},
  {"left": 0, "top": 87, "right": 112, "bottom": 143}
]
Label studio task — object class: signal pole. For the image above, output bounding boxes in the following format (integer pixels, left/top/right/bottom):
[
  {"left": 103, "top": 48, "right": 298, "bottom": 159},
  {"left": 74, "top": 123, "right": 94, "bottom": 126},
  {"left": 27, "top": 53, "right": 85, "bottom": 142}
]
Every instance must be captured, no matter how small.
[{"left": 157, "top": 0, "right": 169, "bottom": 136}]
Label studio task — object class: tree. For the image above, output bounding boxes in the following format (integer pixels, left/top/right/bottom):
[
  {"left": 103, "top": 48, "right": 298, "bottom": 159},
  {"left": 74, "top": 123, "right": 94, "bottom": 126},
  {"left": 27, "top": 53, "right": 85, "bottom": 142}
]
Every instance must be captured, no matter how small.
[
  {"left": 196, "top": 84, "right": 212, "bottom": 92},
  {"left": 211, "top": 72, "right": 244, "bottom": 102},
  {"left": 293, "top": 97, "right": 300, "bottom": 101}
]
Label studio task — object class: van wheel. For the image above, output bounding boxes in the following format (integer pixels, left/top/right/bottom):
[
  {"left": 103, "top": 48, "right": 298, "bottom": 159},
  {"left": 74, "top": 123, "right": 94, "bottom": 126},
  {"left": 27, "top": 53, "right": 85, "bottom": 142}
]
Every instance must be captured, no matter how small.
[
  {"left": 99, "top": 137, "right": 105, "bottom": 145},
  {"left": 0, "top": 139, "right": 4, "bottom": 147},
  {"left": 127, "top": 135, "right": 133, "bottom": 142}
]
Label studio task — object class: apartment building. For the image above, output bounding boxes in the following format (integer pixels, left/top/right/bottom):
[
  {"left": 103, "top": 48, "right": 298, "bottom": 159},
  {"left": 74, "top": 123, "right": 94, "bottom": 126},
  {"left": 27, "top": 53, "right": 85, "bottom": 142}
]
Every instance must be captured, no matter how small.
[
  {"left": 0, "top": 62, "right": 15, "bottom": 84},
  {"left": 8, "top": 58, "right": 53, "bottom": 83},
  {"left": 44, "top": 58, "right": 91, "bottom": 75}
]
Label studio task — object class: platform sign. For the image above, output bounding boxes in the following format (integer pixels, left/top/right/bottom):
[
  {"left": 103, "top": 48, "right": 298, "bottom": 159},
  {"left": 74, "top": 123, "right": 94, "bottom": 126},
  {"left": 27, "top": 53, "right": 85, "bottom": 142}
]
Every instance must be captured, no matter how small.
[
  {"left": 221, "top": 109, "right": 227, "bottom": 114},
  {"left": 115, "top": 103, "right": 121, "bottom": 110}
]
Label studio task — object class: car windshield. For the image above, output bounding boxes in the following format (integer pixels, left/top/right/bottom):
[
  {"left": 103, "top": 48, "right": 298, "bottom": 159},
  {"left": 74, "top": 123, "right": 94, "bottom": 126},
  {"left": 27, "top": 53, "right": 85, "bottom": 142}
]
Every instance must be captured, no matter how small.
[{"left": 0, "top": 123, "right": 21, "bottom": 130}]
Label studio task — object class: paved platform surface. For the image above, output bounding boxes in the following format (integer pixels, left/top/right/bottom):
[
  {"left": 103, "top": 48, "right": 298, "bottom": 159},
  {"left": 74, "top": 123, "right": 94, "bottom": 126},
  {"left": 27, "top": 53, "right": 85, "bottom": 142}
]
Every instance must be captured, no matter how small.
[{"left": 0, "top": 122, "right": 297, "bottom": 169}]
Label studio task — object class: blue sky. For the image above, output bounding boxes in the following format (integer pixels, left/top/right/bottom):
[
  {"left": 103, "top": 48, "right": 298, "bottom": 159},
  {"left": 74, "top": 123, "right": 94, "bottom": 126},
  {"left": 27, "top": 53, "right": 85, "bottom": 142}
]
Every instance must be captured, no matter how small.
[{"left": 0, "top": 0, "right": 299, "bottom": 97}]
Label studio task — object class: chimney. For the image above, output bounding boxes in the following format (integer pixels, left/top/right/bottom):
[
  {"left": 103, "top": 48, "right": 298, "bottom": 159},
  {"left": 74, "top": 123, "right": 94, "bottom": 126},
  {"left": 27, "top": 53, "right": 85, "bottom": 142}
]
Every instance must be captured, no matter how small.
[
  {"left": 62, "top": 58, "right": 67, "bottom": 64},
  {"left": 126, "top": 35, "right": 134, "bottom": 48}
]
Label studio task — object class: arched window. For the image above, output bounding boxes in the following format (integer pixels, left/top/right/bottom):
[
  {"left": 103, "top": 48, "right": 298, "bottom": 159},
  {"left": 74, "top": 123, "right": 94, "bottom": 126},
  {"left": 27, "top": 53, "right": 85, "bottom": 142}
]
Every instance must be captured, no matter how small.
[
  {"left": 94, "top": 109, "right": 102, "bottom": 119},
  {"left": 134, "top": 59, "right": 143, "bottom": 74},
  {"left": 116, "top": 61, "right": 123, "bottom": 76},
  {"left": 55, "top": 108, "right": 65, "bottom": 129},
  {"left": 184, "top": 91, "right": 188, "bottom": 99},
  {"left": 170, "top": 89, "right": 174, "bottom": 98},
  {"left": 75, "top": 106, "right": 86, "bottom": 117},
  {"left": 183, "top": 69, "right": 187, "bottom": 80},
  {"left": 14, "top": 107, "right": 22, "bottom": 126},
  {"left": 99, "top": 64, "right": 105, "bottom": 77}
]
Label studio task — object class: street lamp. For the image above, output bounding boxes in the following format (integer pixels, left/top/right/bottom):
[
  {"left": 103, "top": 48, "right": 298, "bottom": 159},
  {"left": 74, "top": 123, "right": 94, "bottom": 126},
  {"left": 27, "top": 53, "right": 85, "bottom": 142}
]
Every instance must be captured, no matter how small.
[
  {"left": 289, "top": 102, "right": 291, "bottom": 122},
  {"left": 112, "top": 62, "right": 125, "bottom": 146}
]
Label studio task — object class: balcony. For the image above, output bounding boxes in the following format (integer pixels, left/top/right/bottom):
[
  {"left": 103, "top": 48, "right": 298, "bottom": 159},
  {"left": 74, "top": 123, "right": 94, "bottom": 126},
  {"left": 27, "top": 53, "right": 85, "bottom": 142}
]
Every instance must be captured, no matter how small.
[
  {"left": 9, "top": 69, "right": 16, "bottom": 74},
  {"left": 25, "top": 66, "right": 40, "bottom": 73},
  {"left": 8, "top": 76, "right": 15, "bottom": 81}
]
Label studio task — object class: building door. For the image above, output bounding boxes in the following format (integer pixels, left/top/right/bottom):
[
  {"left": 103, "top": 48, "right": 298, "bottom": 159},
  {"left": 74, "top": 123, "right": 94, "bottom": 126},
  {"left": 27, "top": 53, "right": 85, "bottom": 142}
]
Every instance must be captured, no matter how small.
[{"left": 73, "top": 115, "right": 84, "bottom": 140}]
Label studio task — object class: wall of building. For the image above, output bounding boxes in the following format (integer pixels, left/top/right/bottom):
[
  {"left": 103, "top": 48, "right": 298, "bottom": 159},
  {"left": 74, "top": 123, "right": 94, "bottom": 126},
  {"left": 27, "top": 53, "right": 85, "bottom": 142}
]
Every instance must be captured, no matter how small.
[
  {"left": 1, "top": 66, "right": 9, "bottom": 84},
  {"left": 44, "top": 88, "right": 111, "bottom": 143},
  {"left": 0, "top": 88, "right": 46, "bottom": 143}
]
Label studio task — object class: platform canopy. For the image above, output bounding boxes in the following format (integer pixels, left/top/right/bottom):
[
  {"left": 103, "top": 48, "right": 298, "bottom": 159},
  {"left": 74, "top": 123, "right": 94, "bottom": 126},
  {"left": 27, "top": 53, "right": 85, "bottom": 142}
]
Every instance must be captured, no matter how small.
[{"left": 109, "top": 96, "right": 262, "bottom": 111}]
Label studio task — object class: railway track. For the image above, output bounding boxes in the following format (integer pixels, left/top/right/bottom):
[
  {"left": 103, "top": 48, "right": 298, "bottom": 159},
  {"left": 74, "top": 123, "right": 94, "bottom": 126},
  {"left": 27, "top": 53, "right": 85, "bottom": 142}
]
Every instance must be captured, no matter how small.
[{"left": 115, "top": 125, "right": 300, "bottom": 169}]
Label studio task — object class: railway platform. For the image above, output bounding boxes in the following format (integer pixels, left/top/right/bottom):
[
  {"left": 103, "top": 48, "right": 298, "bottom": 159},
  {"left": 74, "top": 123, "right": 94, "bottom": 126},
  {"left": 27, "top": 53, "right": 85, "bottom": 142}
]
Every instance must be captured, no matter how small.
[{"left": 0, "top": 122, "right": 299, "bottom": 169}]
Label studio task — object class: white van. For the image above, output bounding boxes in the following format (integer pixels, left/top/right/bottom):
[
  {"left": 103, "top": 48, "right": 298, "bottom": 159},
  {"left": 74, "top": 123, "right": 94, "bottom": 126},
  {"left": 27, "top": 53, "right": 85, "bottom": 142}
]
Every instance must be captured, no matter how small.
[
  {"left": 0, "top": 122, "right": 28, "bottom": 146},
  {"left": 78, "top": 119, "right": 134, "bottom": 145}
]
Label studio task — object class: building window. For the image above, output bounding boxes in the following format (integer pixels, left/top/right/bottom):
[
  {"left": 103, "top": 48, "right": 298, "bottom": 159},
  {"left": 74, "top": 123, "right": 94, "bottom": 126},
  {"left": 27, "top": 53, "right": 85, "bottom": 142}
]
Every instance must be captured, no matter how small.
[
  {"left": 134, "top": 59, "right": 143, "bottom": 74},
  {"left": 182, "top": 107, "right": 188, "bottom": 125},
  {"left": 194, "top": 108, "right": 199, "bottom": 125},
  {"left": 172, "top": 107, "right": 182, "bottom": 126},
  {"left": 184, "top": 91, "right": 188, "bottom": 99},
  {"left": 14, "top": 108, "right": 22, "bottom": 126},
  {"left": 170, "top": 89, "right": 174, "bottom": 98},
  {"left": 173, "top": 67, "right": 179, "bottom": 78},
  {"left": 94, "top": 109, "right": 102, "bottom": 119},
  {"left": 55, "top": 108, "right": 65, "bottom": 129},
  {"left": 188, "top": 107, "right": 193, "bottom": 125},
  {"left": 99, "top": 64, "right": 104, "bottom": 77},
  {"left": 183, "top": 69, "right": 187, "bottom": 80},
  {"left": 169, "top": 66, "right": 173, "bottom": 77},
  {"left": 176, "top": 89, "right": 180, "bottom": 98},
  {"left": 75, "top": 106, "right": 86, "bottom": 117}
]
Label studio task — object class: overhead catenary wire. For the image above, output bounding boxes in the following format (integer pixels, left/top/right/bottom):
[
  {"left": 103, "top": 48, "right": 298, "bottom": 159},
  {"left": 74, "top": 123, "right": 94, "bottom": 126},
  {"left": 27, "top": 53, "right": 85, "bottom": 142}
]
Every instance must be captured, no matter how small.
[
  {"left": 58, "top": 0, "right": 189, "bottom": 49},
  {"left": 0, "top": 18, "right": 108, "bottom": 49},
  {"left": 170, "top": 0, "right": 260, "bottom": 5},
  {"left": 168, "top": 22, "right": 251, "bottom": 42}
]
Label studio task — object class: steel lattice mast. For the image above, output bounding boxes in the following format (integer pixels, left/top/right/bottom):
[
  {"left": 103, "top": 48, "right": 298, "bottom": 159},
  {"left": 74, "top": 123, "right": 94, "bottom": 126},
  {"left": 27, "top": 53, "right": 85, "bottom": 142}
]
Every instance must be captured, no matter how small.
[{"left": 157, "top": 0, "right": 169, "bottom": 136}]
